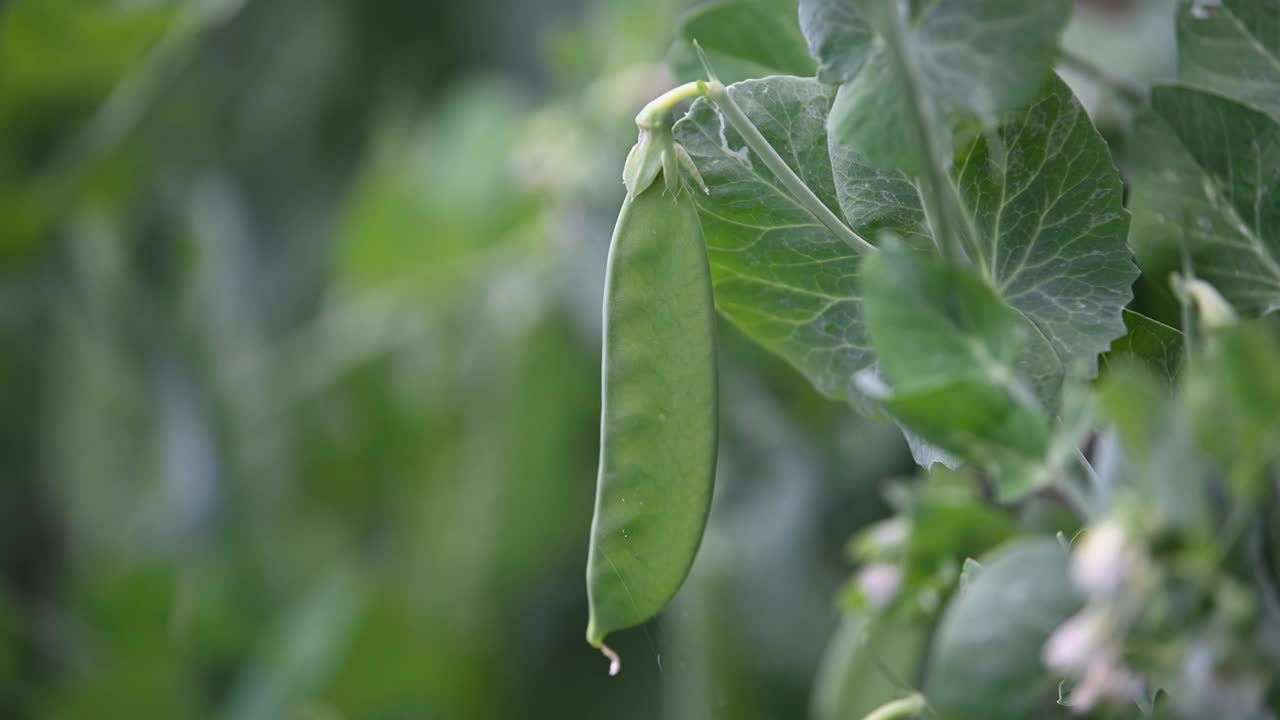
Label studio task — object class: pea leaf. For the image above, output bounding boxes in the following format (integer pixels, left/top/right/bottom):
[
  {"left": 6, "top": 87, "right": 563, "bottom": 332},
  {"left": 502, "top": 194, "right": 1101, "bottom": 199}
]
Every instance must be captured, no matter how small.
[
  {"left": 674, "top": 76, "right": 1135, "bottom": 414},
  {"left": 673, "top": 76, "right": 905, "bottom": 399},
  {"left": 861, "top": 243, "right": 1051, "bottom": 499},
  {"left": 947, "top": 77, "right": 1137, "bottom": 386},
  {"left": 1128, "top": 86, "right": 1280, "bottom": 316},
  {"left": 681, "top": 0, "right": 816, "bottom": 78},
  {"left": 1177, "top": 0, "right": 1280, "bottom": 118},
  {"left": 926, "top": 538, "right": 1082, "bottom": 720},
  {"left": 800, "top": 0, "right": 1071, "bottom": 173},
  {"left": 799, "top": 0, "right": 875, "bottom": 86}
]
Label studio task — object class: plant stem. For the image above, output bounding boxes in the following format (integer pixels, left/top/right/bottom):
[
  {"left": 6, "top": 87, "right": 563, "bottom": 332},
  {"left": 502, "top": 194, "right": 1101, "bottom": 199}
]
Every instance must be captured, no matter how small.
[
  {"left": 877, "top": 2, "right": 972, "bottom": 267},
  {"left": 598, "top": 642, "right": 621, "bottom": 676},
  {"left": 1178, "top": 217, "right": 1197, "bottom": 362},
  {"left": 703, "top": 81, "right": 877, "bottom": 255},
  {"left": 1075, "top": 447, "right": 1103, "bottom": 501},
  {"left": 861, "top": 693, "right": 927, "bottom": 720},
  {"left": 915, "top": 176, "right": 955, "bottom": 260},
  {"left": 636, "top": 81, "right": 712, "bottom": 129}
]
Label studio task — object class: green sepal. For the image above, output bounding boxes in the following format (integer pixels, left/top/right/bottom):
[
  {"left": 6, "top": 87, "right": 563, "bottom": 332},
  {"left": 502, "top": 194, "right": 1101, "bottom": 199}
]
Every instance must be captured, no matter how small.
[{"left": 622, "top": 122, "right": 707, "bottom": 200}]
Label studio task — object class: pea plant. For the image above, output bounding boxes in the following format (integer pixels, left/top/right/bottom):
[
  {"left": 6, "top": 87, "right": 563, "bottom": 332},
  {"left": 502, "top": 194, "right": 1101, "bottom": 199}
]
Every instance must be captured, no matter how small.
[{"left": 584, "top": 0, "right": 1280, "bottom": 717}]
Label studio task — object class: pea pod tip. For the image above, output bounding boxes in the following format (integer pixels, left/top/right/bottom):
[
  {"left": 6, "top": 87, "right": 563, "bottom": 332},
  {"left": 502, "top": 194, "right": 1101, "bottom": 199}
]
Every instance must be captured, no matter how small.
[{"left": 600, "top": 642, "right": 621, "bottom": 676}]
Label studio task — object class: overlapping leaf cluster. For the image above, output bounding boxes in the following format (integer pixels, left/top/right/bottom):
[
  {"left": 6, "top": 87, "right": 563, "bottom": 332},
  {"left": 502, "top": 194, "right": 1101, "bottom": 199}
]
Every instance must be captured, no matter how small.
[
  {"left": 676, "top": 0, "right": 1133, "bottom": 495},
  {"left": 660, "top": 0, "right": 1280, "bottom": 717}
]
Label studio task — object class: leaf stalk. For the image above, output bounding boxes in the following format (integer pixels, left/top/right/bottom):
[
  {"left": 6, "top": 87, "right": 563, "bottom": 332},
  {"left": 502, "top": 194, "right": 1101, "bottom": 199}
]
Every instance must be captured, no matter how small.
[
  {"left": 877, "top": 2, "right": 973, "bottom": 267},
  {"left": 702, "top": 80, "right": 877, "bottom": 255},
  {"left": 636, "top": 81, "right": 713, "bottom": 129}
]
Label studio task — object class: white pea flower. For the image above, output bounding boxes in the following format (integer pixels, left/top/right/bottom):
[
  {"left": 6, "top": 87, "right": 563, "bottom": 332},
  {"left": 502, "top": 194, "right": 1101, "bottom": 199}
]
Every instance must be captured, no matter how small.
[
  {"left": 1043, "top": 607, "right": 1111, "bottom": 673},
  {"left": 856, "top": 562, "right": 902, "bottom": 609},
  {"left": 1068, "top": 657, "right": 1144, "bottom": 712},
  {"left": 1071, "top": 519, "right": 1142, "bottom": 598}
]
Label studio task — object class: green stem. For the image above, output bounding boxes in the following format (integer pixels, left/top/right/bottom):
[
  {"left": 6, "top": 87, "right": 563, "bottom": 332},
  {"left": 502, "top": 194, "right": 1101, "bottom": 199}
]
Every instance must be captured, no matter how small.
[
  {"left": 861, "top": 693, "right": 927, "bottom": 720},
  {"left": 1178, "top": 216, "right": 1197, "bottom": 363},
  {"left": 1076, "top": 448, "right": 1102, "bottom": 500},
  {"left": 878, "top": 2, "right": 972, "bottom": 267},
  {"left": 915, "top": 177, "right": 954, "bottom": 260},
  {"left": 636, "top": 81, "right": 712, "bottom": 129},
  {"left": 703, "top": 81, "right": 877, "bottom": 255}
]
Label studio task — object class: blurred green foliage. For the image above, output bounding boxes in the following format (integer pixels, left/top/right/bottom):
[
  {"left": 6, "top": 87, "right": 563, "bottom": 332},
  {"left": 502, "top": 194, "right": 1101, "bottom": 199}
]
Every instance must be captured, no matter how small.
[
  {"left": 0, "top": 1, "right": 908, "bottom": 718},
  {"left": 7, "top": 0, "right": 1233, "bottom": 717}
]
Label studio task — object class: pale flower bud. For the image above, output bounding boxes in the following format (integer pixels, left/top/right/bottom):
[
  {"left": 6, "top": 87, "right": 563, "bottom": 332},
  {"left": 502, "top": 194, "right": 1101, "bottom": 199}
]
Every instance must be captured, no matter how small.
[
  {"left": 856, "top": 563, "right": 902, "bottom": 609},
  {"left": 1043, "top": 608, "right": 1110, "bottom": 673},
  {"left": 1171, "top": 274, "right": 1237, "bottom": 331},
  {"left": 1071, "top": 519, "right": 1139, "bottom": 598},
  {"left": 1068, "top": 657, "right": 1144, "bottom": 712}
]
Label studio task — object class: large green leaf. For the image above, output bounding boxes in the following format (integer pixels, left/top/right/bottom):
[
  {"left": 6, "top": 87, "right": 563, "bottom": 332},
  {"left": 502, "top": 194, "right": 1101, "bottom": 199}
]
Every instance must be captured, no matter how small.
[
  {"left": 674, "top": 76, "right": 1134, "bottom": 410},
  {"left": 848, "top": 75, "right": 1135, "bottom": 409},
  {"left": 800, "top": 0, "right": 1071, "bottom": 174},
  {"left": 1129, "top": 86, "right": 1280, "bottom": 316},
  {"left": 926, "top": 538, "right": 1081, "bottom": 720},
  {"left": 681, "top": 0, "right": 816, "bottom": 78},
  {"left": 673, "top": 76, "right": 891, "bottom": 400},
  {"left": 949, "top": 77, "right": 1137, "bottom": 382},
  {"left": 1177, "top": 0, "right": 1280, "bottom": 118},
  {"left": 826, "top": 34, "right": 932, "bottom": 177},
  {"left": 862, "top": 243, "right": 1051, "bottom": 498}
]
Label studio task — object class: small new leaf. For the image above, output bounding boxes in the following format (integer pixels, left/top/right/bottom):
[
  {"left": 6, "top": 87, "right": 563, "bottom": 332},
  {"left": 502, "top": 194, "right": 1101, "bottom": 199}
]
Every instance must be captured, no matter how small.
[{"left": 862, "top": 241, "right": 1052, "bottom": 499}]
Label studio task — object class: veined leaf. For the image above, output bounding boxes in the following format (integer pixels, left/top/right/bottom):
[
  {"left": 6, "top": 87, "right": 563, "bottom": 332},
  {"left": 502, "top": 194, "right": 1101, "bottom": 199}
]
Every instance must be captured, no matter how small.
[
  {"left": 799, "top": 0, "right": 875, "bottom": 86},
  {"left": 950, "top": 76, "right": 1137, "bottom": 384},
  {"left": 1177, "top": 0, "right": 1280, "bottom": 118},
  {"left": 673, "top": 77, "right": 896, "bottom": 400},
  {"left": 1129, "top": 86, "right": 1280, "bottom": 316},
  {"left": 674, "top": 76, "right": 1135, "bottom": 414},
  {"left": 862, "top": 243, "right": 1038, "bottom": 413},
  {"left": 800, "top": 0, "right": 1071, "bottom": 173}
]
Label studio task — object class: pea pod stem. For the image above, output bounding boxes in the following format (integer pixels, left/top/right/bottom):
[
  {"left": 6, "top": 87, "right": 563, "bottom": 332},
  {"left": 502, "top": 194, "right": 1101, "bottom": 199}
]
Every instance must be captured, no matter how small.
[
  {"left": 861, "top": 693, "right": 927, "bottom": 720},
  {"left": 636, "top": 81, "right": 712, "bottom": 129},
  {"left": 599, "top": 642, "right": 621, "bottom": 676},
  {"left": 694, "top": 69, "right": 876, "bottom": 255}
]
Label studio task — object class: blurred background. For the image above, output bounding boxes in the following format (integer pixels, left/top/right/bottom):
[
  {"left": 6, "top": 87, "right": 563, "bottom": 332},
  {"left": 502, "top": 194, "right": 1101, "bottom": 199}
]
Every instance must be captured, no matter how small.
[{"left": 0, "top": 0, "right": 1174, "bottom": 718}]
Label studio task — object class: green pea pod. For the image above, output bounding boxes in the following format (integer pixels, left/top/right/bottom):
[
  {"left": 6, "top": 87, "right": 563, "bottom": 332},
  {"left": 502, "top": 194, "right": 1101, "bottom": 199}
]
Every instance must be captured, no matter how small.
[{"left": 585, "top": 177, "right": 717, "bottom": 672}]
